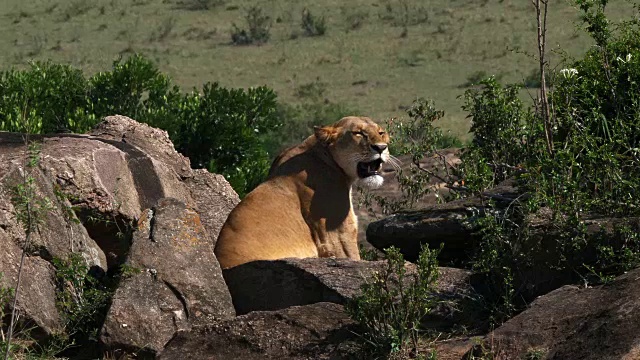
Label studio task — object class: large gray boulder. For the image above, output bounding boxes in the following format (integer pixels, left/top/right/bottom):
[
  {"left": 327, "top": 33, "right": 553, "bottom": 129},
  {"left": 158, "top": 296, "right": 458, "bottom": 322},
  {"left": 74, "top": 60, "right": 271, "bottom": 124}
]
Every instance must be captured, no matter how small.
[
  {"left": 100, "top": 198, "right": 235, "bottom": 356},
  {"left": 471, "top": 267, "right": 640, "bottom": 360}
]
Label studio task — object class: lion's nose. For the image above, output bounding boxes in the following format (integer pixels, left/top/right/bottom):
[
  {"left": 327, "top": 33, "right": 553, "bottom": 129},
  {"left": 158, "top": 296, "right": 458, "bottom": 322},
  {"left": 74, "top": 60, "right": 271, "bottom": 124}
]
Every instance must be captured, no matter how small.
[{"left": 371, "top": 144, "right": 388, "bottom": 153}]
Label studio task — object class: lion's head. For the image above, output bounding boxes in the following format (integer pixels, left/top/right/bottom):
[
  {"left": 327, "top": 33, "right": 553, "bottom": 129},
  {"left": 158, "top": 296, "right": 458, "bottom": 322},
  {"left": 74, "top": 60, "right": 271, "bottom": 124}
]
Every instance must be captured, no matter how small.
[{"left": 314, "top": 116, "right": 392, "bottom": 189}]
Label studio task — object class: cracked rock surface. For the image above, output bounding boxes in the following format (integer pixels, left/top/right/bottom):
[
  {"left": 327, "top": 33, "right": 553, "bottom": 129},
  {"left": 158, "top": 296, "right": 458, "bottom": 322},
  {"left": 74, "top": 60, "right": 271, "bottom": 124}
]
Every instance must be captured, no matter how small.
[
  {"left": 1, "top": 116, "right": 239, "bottom": 342},
  {"left": 100, "top": 197, "right": 235, "bottom": 355}
]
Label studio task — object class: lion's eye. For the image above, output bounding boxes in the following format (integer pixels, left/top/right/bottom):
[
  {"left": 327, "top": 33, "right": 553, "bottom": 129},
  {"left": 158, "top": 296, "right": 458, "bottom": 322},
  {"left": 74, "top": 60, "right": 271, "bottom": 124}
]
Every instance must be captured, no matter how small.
[
  {"left": 352, "top": 130, "right": 366, "bottom": 137},
  {"left": 379, "top": 131, "right": 385, "bottom": 135}
]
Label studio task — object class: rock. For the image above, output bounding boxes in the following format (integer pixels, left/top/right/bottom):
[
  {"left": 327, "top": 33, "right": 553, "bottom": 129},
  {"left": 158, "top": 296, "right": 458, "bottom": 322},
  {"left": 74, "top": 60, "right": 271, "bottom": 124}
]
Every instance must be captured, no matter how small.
[
  {"left": 183, "top": 169, "right": 240, "bottom": 244},
  {"left": 365, "top": 178, "right": 522, "bottom": 265},
  {"left": 0, "top": 148, "right": 107, "bottom": 270},
  {"left": 434, "top": 337, "right": 478, "bottom": 360},
  {"left": 1, "top": 116, "right": 239, "bottom": 351},
  {"left": 159, "top": 302, "right": 356, "bottom": 360},
  {"left": 89, "top": 115, "right": 192, "bottom": 179},
  {"left": 0, "top": 142, "right": 107, "bottom": 338},
  {"left": 223, "top": 257, "right": 474, "bottom": 329},
  {"left": 1, "top": 115, "right": 239, "bottom": 269},
  {"left": 471, "top": 267, "right": 640, "bottom": 360},
  {"left": 0, "top": 240, "right": 61, "bottom": 339},
  {"left": 366, "top": 197, "right": 483, "bottom": 265},
  {"left": 101, "top": 198, "right": 235, "bottom": 356}
]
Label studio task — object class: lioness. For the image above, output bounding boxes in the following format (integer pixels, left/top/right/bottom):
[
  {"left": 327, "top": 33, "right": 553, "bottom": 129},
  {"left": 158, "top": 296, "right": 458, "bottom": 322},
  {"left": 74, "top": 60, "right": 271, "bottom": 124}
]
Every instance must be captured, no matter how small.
[{"left": 214, "top": 116, "right": 392, "bottom": 269}]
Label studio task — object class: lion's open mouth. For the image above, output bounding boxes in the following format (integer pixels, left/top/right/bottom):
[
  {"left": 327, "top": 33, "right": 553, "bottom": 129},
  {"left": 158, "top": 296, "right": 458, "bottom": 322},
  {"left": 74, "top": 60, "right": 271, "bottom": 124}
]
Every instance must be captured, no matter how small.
[{"left": 357, "top": 158, "right": 383, "bottom": 178}]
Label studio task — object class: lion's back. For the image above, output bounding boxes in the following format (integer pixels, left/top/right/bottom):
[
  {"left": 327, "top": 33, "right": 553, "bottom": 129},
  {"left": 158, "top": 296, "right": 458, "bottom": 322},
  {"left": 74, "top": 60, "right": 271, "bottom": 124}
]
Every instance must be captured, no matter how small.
[{"left": 214, "top": 178, "right": 317, "bottom": 269}]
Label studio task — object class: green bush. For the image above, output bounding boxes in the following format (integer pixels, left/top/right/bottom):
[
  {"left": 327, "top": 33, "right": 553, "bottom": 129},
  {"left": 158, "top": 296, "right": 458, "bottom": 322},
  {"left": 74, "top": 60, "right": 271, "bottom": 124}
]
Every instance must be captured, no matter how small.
[
  {"left": 0, "top": 273, "right": 15, "bottom": 331},
  {"left": 346, "top": 245, "right": 440, "bottom": 356},
  {"left": 0, "top": 55, "right": 279, "bottom": 197},
  {"left": 174, "top": 83, "right": 279, "bottom": 194},
  {"left": 53, "top": 253, "right": 111, "bottom": 345},
  {"left": 231, "top": 6, "right": 271, "bottom": 45},
  {"left": 0, "top": 62, "right": 89, "bottom": 134},
  {"left": 261, "top": 100, "right": 356, "bottom": 157},
  {"left": 458, "top": 1, "right": 640, "bottom": 322},
  {"left": 301, "top": 8, "right": 327, "bottom": 37},
  {"left": 458, "top": 77, "right": 531, "bottom": 193}
]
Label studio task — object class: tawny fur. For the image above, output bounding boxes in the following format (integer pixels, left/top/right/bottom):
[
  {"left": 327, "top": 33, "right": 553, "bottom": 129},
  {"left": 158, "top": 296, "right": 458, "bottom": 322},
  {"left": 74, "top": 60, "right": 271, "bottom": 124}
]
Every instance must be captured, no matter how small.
[{"left": 214, "top": 116, "right": 390, "bottom": 269}]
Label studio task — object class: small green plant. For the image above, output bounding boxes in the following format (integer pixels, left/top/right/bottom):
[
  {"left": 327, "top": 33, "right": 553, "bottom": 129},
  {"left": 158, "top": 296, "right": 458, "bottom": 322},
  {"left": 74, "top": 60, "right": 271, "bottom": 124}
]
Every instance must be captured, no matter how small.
[
  {"left": 61, "top": 0, "right": 93, "bottom": 21},
  {"left": 294, "top": 77, "right": 327, "bottom": 100},
  {"left": 10, "top": 143, "right": 54, "bottom": 236},
  {"left": 343, "top": 8, "right": 369, "bottom": 31},
  {"left": 231, "top": 6, "right": 271, "bottom": 45},
  {"left": 119, "top": 263, "right": 143, "bottom": 279},
  {"left": 378, "top": 0, "right": 429, "bottom": 36},
  {"left": 359, "top": 245, "right": 381, "bottom": 261},
  {"left": 347, "top": 245, "right": 441, "bottom": 355},
  {"left": 524, "top": 348, "right": 547, "bottom": 360},
  {"left": 301, "top": 8, "right": 327, "bottom": 37},
  {"left": 53, "top": 253, "right": 112, "bottom": 346},
  {"left": 459, "top": 77, "right": 530, "bottom": 192},
  {"left": 461, "top": 71, "right": 504, "bottom": 88},
  {"left": 0, "top": 274, "right": 15, "bottom": 342}
]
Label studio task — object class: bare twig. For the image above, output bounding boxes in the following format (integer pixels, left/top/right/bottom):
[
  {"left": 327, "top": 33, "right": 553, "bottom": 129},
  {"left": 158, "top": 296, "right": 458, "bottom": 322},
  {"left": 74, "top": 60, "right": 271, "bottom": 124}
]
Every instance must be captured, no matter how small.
[
  {"left": 533, "top": 0, "right": 554, "bottom": 155},
  {"left": 410, "top": 158, "right": 469, "bottom": 193}
]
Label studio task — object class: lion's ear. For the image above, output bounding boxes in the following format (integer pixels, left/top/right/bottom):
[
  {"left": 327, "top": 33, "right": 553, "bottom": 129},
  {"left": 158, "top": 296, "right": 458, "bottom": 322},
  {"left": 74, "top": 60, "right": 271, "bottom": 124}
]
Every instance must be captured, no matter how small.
[{"left": 314, "top": 126, "right": 337, "bottom": 145}]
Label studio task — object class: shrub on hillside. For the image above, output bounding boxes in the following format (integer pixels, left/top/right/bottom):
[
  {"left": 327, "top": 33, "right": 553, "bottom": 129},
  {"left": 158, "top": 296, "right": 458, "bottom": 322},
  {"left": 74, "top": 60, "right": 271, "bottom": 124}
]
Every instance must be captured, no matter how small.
[
  {"left": 301, "top": 8, "right": 327, "bottom": 37},
  {"left": 231, "top": 6, "right": 271, "bottom": 45}
]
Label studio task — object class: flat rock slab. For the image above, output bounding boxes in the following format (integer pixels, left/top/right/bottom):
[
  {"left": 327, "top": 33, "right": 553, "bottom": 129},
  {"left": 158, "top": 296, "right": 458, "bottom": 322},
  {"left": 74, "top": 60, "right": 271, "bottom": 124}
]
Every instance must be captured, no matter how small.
[
  {"left": 473, "top": 267, "right": 640, "bottom": 360},
  {"left": 0, "top": 240, "right": 61, "bottom": 339},
  {"left": 223, "top": 257, "right": 472, "bottom": 317},
  {"left": 101, "top": 198, "right": 235, "bottom": 356},
  {"left": 159, "top": 302, "right": 356, "bottom": 360}
]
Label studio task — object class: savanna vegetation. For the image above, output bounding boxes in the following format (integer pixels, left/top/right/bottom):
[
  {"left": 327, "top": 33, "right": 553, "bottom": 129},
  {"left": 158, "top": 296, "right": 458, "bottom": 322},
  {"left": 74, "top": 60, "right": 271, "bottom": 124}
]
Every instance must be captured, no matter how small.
[
  {"left": 0, "top": 0, "right": 633, "bottom": 138},
  {"left": 2, "top": 0, "right": 640, "bottom": 359}
]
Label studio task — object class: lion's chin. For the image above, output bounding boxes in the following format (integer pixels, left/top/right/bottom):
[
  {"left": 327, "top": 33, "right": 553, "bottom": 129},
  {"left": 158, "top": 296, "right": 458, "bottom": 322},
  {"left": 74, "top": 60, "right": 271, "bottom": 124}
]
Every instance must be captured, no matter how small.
[{"left": 357, "top": 175, "right": 384, "bottom": 189}]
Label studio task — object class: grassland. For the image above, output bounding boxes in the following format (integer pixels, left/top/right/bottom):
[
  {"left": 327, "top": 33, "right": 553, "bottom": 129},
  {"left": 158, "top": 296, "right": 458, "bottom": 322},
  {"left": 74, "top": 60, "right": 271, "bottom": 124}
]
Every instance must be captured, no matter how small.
[{"left": 0, "top": 0, "right": 634, "bottom": 139}]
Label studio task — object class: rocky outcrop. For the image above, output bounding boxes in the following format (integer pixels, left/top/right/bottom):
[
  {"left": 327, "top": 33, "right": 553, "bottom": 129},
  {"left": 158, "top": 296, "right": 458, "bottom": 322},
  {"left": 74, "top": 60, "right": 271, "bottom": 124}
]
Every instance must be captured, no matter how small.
[
  {"left": 0, "top": 116, "right": 239, "bottom": 347},
  {"left": 100, "top": 198, "right": 235, "bottom": 355},
  {"left": 471, "top": 267, "right": 640, "bottom": 360},
  {"left": 159, "top": 302, "right": 356, "bottom": 360}
]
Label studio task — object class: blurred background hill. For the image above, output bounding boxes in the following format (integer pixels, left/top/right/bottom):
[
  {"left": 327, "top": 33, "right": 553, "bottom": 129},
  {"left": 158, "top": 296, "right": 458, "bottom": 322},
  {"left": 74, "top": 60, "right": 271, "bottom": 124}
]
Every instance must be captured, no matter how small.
[{"left": 0, "top": 0, "right": 631, "bottom": 139}]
